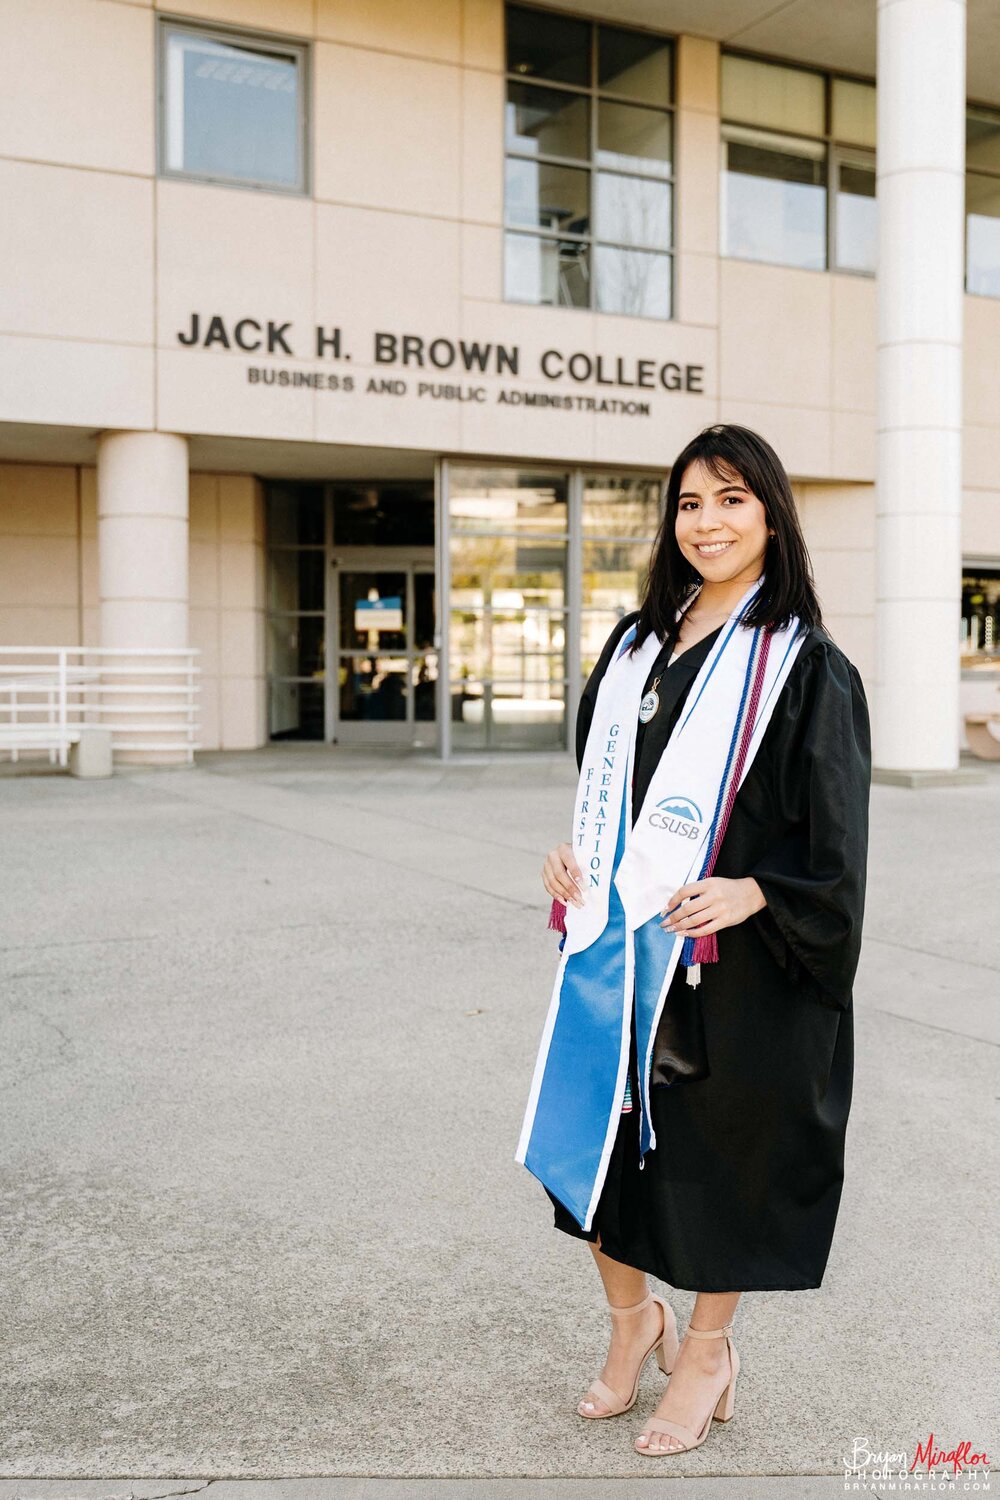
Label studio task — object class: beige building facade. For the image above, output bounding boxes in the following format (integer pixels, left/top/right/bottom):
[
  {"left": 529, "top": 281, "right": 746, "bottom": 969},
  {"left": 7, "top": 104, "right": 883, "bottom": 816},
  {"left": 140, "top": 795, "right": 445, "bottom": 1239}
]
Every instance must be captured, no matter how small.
[{"left": 1, "top": 0, "right": 998, "bottom": 767}]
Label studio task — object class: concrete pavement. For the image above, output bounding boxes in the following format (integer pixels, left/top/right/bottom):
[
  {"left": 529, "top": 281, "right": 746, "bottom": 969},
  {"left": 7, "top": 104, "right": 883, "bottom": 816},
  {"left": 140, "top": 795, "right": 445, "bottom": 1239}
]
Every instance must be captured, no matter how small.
[
  {"left": 0, "top": 1479, "right": 880, "bottom": 1498},
  {"left": 1, "top": 745, "right": 997, "bottom": 1487}
]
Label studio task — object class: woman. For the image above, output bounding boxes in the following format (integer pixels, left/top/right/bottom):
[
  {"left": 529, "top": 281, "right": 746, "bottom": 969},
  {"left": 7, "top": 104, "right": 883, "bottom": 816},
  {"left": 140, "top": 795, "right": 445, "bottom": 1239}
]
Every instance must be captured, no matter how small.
[{"left": 515, "top": 423, "right": 871, "bottom": 1458}]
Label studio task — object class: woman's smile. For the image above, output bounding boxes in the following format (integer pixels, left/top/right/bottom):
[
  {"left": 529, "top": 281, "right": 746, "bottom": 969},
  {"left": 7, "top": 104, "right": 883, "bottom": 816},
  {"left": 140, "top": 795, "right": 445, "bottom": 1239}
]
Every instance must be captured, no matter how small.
[{"left": 674, "top": 457, "right": 771, "bottom": 589}]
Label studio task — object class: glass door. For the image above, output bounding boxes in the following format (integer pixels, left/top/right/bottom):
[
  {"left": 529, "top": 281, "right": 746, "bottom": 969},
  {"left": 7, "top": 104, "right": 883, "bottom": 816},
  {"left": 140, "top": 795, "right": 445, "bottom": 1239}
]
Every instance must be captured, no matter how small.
[
  {"left": 445, "top": 467, "right": 569, "bottom": 751},
  {"left": 332, "top": 552, "right": 437, "bottom": 746}
]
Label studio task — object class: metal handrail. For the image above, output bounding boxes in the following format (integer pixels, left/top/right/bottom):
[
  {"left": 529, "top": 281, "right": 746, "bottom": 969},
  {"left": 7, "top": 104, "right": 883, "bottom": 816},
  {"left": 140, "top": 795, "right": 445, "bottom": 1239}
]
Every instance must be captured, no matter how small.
[{"left": 0, "top": 646, "right": 200, "bottom": 767}]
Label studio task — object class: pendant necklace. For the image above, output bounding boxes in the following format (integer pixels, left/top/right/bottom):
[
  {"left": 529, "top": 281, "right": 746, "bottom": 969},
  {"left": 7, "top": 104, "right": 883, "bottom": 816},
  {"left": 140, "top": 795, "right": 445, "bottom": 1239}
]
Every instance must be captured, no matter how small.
[{"left": 638, "top": 674, "right": 661, "bottom": 723}]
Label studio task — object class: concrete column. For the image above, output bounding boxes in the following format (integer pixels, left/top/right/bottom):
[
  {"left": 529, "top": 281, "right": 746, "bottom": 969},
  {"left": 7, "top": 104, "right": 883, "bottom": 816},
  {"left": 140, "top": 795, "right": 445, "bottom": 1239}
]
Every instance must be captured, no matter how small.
[
  {"left": 97, "top": 430, "right": 190, "bottom": 764},
  {"left": 874, "top": 0, "right": 968, "bottom": 780},
  {"left": 674, "top": 35, "right": 720, "bottom": 328}
]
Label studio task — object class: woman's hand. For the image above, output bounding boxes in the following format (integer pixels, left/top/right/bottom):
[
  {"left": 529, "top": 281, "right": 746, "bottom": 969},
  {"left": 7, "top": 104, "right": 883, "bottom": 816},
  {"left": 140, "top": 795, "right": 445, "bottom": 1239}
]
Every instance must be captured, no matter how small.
[
  {"left": 543, "top": 842, "right": 586, "bottom": 909},
  {"left": 660, "top": 876, "right": 766, "bottom": 935}
]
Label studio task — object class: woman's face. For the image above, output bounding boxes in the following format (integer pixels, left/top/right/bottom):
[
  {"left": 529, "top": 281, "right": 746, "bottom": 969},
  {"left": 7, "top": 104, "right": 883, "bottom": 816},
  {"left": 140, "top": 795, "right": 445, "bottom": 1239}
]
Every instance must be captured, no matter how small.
[{"left": 674, "top": 458, "right": 770, "bottom": 585}]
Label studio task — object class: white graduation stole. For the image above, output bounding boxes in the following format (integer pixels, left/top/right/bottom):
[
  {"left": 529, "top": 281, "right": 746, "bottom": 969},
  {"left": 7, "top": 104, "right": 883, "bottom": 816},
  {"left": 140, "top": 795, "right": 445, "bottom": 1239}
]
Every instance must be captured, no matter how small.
[{"left": 514, "top": 576, "right": 806, "bottom": 1231}]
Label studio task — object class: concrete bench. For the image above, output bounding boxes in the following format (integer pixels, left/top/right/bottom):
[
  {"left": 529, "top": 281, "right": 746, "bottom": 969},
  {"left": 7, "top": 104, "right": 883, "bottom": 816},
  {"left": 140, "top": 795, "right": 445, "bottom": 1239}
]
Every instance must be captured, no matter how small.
[{"left": 0, "top": 725, "right": 112, "bottom": 777}]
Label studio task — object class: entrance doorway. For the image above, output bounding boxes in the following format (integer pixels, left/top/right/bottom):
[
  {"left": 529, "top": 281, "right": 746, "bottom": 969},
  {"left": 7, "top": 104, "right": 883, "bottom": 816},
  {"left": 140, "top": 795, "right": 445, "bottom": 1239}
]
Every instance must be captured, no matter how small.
[
  {"left": 265, "top": 480, "right": 437, "bottom": 748},
  {"left": 333, "top": 552, "right": 436, "bottom": 746}
]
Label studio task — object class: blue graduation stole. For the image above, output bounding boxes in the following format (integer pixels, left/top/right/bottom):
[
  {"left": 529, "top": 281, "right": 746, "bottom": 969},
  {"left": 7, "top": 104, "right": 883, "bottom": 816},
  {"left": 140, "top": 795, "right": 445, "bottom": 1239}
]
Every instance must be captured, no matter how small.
[{"left": 514, "top": 581, "right": 806, "bottom": 1231}]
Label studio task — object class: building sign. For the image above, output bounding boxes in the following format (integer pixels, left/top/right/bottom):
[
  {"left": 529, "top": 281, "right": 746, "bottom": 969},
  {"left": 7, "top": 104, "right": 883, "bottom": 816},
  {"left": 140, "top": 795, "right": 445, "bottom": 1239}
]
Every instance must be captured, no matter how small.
[
  {"left": 176, "top": 313, "right": 706, "bottom": 419},
  {"left": 355, "top": 597, "right": 403, "bottom": 632}
]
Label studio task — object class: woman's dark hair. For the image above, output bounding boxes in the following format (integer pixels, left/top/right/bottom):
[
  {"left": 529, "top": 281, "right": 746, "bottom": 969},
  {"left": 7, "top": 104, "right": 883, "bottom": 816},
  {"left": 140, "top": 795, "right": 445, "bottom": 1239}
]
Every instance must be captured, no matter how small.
[{"left": 632, "top": 423, "right": 822, "bottom": 654}]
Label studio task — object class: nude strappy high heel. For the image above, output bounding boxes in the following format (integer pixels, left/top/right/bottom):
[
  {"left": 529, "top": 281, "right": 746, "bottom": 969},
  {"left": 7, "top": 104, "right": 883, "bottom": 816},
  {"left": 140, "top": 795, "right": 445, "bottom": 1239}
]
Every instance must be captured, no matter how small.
[
  {"left": 634, "top": 1319, "right": 740, "bottom": 1456},
  {"left": 578, "top": 1289, "right": 679, "bottom": 1419}
]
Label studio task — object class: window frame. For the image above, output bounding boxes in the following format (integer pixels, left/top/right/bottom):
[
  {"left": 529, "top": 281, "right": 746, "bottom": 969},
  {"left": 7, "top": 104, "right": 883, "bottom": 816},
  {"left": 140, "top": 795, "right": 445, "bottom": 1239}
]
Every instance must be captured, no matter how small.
[
  {"left": 829, "top": 143, "right": 877, "bottom": 274},
  {"left": 719, "top": 47, "right": 876, "bottom": 279},
  {"left": 156, "top": 14, "right": 311, "bottom": 196},
  {"left": 579, "top": 473, "right": 663, "bottom": 678},
  {"left": 964, "top": 100, "right": 1000, "bottom": 300},
  {"left": 503, "top": 3, "right": 676, "bottom": 319},
  {"left": 961, "top": 557, "right": 1000, "bottom": 664}
]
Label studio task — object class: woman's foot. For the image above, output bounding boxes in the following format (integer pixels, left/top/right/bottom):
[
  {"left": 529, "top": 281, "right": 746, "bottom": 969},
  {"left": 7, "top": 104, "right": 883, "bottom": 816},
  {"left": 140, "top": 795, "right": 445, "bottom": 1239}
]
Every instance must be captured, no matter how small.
[
  {"left": 578, "top": 1294, "right": 668, "bottom": 1417},
  {"left": 634, "top": 1326, "right": 733, "bottom": 1453}
]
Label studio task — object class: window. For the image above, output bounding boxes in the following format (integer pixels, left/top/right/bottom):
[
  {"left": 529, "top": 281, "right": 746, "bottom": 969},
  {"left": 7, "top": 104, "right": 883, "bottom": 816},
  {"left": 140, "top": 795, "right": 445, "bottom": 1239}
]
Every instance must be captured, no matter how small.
[
  {"left": 159, "top": 19, "right": 308, "bottom": 193},
  {"left": 266, "top": 484, "right": 326, "bottom": 740},
  {"left": 581, "top": 475, "right": 662, "bottom": 676},
  {"left": 448, "top": 467, "right": 569, "bottom": 750},
  {"left": 504, "top": 5, "right": 674, "bottom": 319},
  {"left": 966, "top": 108, "right": 1000, "bottom": 296},
  {"left": 720, "top": 53, "right": 876, "bottom": 275},
  {"left": 962, "top": 564, "right": 1000, "bottom": 663}
]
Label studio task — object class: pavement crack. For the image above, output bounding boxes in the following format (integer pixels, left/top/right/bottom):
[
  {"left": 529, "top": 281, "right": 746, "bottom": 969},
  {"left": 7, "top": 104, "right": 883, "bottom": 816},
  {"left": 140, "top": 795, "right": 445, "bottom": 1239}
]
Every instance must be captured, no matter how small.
[
  {"left": 131, "top": 773, "right": 542, "bottom": 914},
  {"left": 865, "top": 933, "right": 1000, "bottom": 974},
  {"left": 5, "top": 998, "right": 75, "bottom": 1055},
  {"left": 131, "top": 1484, "right": 214, "bottom": 1499},
  {"left": 864, "top": 1000, "right": 1000, "bottom": 1048},
  {"left": 0, "top": 932, "right": 160, "bottom": 955},
  {"left": 1, "top": 997, "right": 78, "bottom": 1090}
]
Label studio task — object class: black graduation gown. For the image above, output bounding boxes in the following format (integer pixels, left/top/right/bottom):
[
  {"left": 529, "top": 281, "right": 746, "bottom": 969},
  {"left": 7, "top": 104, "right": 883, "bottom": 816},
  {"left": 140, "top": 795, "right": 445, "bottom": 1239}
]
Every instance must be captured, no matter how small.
[{"left": 545, "top": 611, "right": 872, "bottom": 1292}]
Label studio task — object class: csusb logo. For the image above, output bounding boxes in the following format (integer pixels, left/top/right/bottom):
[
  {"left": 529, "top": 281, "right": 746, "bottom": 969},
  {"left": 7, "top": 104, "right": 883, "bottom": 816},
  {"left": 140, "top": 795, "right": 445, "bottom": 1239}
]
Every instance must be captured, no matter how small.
[{"left": 648, "top": 795, "right": 703, "bottom": 840}]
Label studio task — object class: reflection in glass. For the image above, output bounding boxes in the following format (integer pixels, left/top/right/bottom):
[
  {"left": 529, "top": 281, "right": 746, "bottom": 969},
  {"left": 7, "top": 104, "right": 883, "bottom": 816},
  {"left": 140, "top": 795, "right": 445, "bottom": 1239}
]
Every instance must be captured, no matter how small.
[
  {"left": 721, "top": 53, "right": 825, "bottom": 138},
  {"left": 339, "top": 655, "right": 409, "bottom": 722},
  {"left": 506, "top": 4, "right": 590, "bottom": 88},
  {"left": 595, "top": 173, "right": 671, "bottom": 248},
  {"left": 967, "top": 172, "right": 1000, "bottom": 296},
  {"left": 263, "top": 481, "right": 438, "bottom": 744},
  {"left": 449, "top": 469, "right": 569, "bottom": 534},
  {"left": 267, "top": 550, "right": 324, "bottom": 614},
  {"left": 581, "top": 475, "right": 661, "bottom": 678},
  {"left": 581, "top": 556, "right": 652, "bottom": 677},
  {"left": 597, "top": 102, "right": 671, "bottom": 176},
  {"left": 505, "top": 231, "right": 590, "bottom": 307},
  {"left": 267, "top": 615, "right": 324, "bottom": 678},
  {"left": 332, "top": 485, "right": 434, "bottom": 546},
  {"left": 581, "top": 612, "right": 634, "bottom": 679},
  {"left": 583, "top": 474, "right": 662, "bottom": 536},
  {"left": 448, "top": 466, "right": 569, "bottom": 751},
  {"left": 266, "top": 484, "right": 324, "bottom": 546},
  {"left": 505, "top": 82, "right": 589, "bottom": 160},
  {"left": 598, "top": 27, "right": 671, "bottom": 106},
  {"left": 832, "top": 78, "right": 876, "bottom": 149},
  {"left": 164, "top": 28, "right": 302, "bottom": 188},
  {"left": 505, "top": 157, "right": 589, "bottom": 233},
  {"left": 450, "top": 679, "right": 567, "bottom": 751},
  {"left": 449, "top": 610, "right": 565, "bottom": 680},
  {"left": 414, "top": 572, "right": 435, "bottom": 651},
  {"left": 595, "top": 245, "right": 671, "bottom": 318},
  {"left": 721, "top": 126, "right": 827, "bottom": 270},
  {"left": 961, "top": 568, "right": 1000, "bottom": 658},
  {"left": 503, "top": 15, "right": 674, "bottom": 320},
  {"left": 269, "top": 681, "right": 323, "bottom": 741},
  {"left": 967, "top": 109, "right": 1000, "bottom": 173},
  {"left": 450, "top": 536, "right": 567, "bottom": 602},
  {"left": 583, "top": 540, "right": 653, "bottom": 609},
  {"left": 835, "top": 152, "right": 876, "bottom": 273},
  {"left": 338, "top": 571, "right": 407, "bottom": 652},
  {"left": 412, "top": 653, "right": 438, "bottom": 721},
  {"left": 492, "top": 700, "right": 566, "bottom": 750}
]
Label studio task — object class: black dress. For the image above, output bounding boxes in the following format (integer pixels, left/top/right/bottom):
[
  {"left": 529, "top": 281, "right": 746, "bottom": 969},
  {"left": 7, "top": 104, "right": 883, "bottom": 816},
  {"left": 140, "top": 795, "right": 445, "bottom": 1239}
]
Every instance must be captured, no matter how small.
[{"left": 545, "top": 611, "right": 872, "bottom": 1292}]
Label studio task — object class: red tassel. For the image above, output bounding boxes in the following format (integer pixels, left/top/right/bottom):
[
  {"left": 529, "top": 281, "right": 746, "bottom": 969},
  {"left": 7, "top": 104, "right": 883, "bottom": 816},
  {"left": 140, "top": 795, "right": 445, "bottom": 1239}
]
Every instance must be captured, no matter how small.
[
  {"left": 691, "top": 931, "right": 719, "bottom": 964},
  {"left": 548, "top": 897, "right": 567, "bottom": 934}
]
